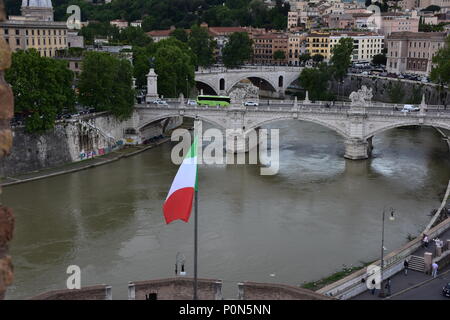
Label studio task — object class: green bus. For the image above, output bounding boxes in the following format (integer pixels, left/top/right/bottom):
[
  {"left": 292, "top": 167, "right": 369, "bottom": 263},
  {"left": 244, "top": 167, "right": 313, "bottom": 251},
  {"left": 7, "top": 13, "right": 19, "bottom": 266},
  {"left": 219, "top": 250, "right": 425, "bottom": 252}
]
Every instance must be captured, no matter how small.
[{"left": 196, "top": 95, "right": 231, "bottom": 106}]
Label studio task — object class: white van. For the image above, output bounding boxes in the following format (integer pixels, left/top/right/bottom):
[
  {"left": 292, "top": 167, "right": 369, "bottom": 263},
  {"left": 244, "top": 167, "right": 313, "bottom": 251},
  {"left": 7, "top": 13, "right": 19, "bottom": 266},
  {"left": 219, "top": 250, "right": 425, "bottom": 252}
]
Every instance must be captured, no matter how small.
[{"left": 401, "top": 104, "right": 420, "bottom": 112}]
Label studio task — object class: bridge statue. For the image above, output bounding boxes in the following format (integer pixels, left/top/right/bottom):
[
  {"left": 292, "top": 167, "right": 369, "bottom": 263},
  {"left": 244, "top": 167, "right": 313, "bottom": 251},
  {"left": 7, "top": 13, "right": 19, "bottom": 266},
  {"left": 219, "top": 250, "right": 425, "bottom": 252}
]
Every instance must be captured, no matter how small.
[{"left": 349, "top": 86, "right": 373, "bottom": 107}]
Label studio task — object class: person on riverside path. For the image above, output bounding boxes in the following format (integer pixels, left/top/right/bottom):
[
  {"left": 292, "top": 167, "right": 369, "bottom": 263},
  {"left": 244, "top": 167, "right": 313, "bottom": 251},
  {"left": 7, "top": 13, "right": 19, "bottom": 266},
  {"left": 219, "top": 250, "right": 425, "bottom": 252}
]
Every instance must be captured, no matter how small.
[
  {"left": 422, "top": 234, "right": 429, "bottom": 248},
  {"left": 403, "top": 259, "right": 409, "bottom": 276},
  {"left": 431, "top": 262, "right": 439, "bottom": 278}
]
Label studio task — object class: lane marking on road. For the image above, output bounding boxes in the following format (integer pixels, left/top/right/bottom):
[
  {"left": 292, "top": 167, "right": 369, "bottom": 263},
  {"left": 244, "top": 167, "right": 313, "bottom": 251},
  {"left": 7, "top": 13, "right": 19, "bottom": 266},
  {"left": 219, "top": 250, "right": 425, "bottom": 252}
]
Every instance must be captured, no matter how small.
[{"left": 384, "top": 269, "right": 450, "bottom": 299}]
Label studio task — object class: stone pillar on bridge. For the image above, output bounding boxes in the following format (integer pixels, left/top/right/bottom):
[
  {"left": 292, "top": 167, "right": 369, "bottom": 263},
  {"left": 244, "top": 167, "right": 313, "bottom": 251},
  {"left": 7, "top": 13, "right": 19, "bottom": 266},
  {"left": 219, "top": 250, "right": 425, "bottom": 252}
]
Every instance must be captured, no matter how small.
[
  {"left": 344, "top": 138, "right": 369, "bottom": 160},
  {"left": 146, "top": 68, "right": 158, "bottom": 103}
]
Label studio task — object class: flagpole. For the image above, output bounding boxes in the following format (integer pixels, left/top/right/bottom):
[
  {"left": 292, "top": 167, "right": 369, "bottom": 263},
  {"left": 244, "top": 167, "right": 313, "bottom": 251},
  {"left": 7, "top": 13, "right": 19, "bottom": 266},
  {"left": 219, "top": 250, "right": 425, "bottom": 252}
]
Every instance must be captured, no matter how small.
[{"left": 194, "top": 188, "right": 198, "bottom": 300}]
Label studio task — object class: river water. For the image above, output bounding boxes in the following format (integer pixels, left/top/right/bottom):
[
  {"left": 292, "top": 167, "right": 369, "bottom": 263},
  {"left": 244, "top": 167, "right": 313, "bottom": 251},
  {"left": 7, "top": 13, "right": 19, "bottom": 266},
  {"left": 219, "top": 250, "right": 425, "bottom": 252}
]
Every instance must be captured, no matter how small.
[{"left": 3, "top": 120, "right": 450, "bottom": 299}]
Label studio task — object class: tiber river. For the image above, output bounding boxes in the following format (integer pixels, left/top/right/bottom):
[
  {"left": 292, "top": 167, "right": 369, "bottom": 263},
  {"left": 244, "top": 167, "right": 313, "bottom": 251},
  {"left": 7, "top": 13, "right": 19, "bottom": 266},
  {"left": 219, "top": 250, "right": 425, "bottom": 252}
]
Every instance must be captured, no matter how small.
[{"left": 3, "top": 120, "right": 450, "bottom": 299}]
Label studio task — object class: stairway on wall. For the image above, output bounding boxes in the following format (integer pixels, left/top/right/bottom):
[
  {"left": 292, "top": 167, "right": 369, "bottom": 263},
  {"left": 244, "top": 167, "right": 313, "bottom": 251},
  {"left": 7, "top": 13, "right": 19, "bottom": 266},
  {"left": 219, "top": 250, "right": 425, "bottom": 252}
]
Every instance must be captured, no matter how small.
[{"left": 408, "top": 255, "right": 425, "bottom": 272}]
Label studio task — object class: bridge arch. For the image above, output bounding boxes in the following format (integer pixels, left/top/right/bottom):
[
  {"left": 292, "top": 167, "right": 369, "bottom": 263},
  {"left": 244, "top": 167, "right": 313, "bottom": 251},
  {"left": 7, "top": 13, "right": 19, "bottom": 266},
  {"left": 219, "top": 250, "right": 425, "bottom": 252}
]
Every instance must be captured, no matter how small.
[
  {"left": 137, "top": 113, "right": 227, "bottom": 132},
  {"left": 226, "top": 76, "right": 278, "bottom": 94},
  {"left": 244, "top": 115, "right": 349, "bottom": 139},
  {"left": 195, "top": 80, "right": 218, "bottom": 95},
  {"left": 364, "top": 121, "right": 450, "bottom": 140}
]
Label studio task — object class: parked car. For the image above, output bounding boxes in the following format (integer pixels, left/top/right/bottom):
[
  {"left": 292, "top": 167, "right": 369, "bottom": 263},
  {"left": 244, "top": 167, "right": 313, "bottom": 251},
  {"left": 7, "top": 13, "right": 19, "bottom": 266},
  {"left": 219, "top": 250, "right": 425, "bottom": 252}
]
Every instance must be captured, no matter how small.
[
  {"left": 443, "top": 282, "right": 450, "bottom": 297},
  {"left": 401, "top": 104, "right": 420, "bottom": 112},
  {"left": 187, "top": 99, "right": 197, "bottom": 105},
  {"left": 150, "top": 99, "right": 168, "bottom": 105},
  {"left": 244, "top": 101, "right": 259, "bottom": 106}
]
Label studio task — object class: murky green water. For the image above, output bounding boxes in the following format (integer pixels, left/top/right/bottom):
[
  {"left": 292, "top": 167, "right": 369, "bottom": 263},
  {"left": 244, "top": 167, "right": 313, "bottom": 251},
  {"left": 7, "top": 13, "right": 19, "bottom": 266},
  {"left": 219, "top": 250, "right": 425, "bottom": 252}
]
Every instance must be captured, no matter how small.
[{"left": 3, "top": 121, "right": 450, "bottom": 299}]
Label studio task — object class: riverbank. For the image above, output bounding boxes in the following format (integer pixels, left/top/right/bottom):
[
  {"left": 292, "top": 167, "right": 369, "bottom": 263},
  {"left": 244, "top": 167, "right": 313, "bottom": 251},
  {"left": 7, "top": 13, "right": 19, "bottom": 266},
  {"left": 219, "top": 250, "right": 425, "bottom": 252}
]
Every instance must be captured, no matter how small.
[{"left": 0, "top": 137, "right": 171, "bottom": 188}]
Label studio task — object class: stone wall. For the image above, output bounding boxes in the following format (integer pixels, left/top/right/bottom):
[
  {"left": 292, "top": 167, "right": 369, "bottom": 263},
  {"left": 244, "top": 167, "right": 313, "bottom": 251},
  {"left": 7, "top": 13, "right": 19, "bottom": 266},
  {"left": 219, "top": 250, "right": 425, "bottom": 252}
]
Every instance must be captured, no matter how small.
[
  {"left": 29, "top": 285, "right": 112, "bottom": 300},
  {"left": 328, "top": 75, "right": 450, "bottom": 105},
  {"left": 0, "top": 112, "right": 182, "bottom": 178},
  {"left": 128, "top": 278, "right": 223, "bottom": 300},
  {"left": 238, "top": 282, "right": 333, "bottom": 300},
  {"left": 0, "top": 0, "right": 14, "bottom": 300}
]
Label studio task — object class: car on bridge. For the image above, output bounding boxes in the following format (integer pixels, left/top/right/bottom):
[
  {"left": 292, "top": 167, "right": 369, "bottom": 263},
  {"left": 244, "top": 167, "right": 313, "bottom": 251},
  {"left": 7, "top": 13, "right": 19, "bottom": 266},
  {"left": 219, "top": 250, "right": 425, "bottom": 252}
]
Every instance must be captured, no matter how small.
[
  {"left": 150, "top": 99, "right": 168, "bottom": 105},
  {"left": 186, "top": 99, "right": 197, "bottom": 105},
  {"left": 401, "top": 104, "right": 420, "bottom": 113},
  {"left": 244, "top": 101, "right": 259, "bottom": 106}
]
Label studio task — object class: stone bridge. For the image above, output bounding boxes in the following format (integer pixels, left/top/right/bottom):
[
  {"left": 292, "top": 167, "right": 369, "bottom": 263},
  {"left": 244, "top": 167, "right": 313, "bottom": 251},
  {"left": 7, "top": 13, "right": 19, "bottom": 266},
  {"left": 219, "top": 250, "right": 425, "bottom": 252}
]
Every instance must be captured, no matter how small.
[
  {"left": 195, "top": 66, "right": 303, "bottom": 97},
  {"left": 130, "top": 98, "right": 450, "bottom": 160}
]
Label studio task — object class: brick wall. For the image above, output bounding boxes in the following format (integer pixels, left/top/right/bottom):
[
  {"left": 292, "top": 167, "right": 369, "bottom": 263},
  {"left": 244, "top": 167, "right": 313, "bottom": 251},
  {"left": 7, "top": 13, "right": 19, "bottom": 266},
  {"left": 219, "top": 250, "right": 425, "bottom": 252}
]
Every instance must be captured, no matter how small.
[
  {"left": 0, "top": 0, "right": 15, "bottom": 300},
  {"left": 29, "top": 285, "right": 112, "bottom": 300},
  {"left": 238, "top": 282, "right": 334, "bottom": 300},
  {"left": 129, "top": 278, "right": 223, "bottom": 300}
]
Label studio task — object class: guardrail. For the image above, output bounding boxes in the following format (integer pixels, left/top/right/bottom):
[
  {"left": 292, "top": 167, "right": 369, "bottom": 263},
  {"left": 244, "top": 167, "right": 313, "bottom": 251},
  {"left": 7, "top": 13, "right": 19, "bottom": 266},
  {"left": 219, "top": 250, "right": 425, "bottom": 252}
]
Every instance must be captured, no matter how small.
[{"left": 317, "top": 216, "right": 450, "bottom": 299}]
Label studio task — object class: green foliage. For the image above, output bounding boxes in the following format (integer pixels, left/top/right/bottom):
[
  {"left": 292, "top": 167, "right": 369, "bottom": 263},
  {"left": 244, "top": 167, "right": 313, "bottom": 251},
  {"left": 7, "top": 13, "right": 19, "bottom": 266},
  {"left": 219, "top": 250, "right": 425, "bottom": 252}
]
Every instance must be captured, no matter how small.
[
  {"left": 298, "top": 63, "right": 333, "bottom": 101},
  {"left": 430, "top": 36, "right": 450, "bottom": 87},
  {"left": 388, "top": 81, "right": 404, "bottom": 103},
  {"left": 79, "top": 22, "right": 120, "bottom": 45},
  {"left": 45, "top": 0, "right": 290, "bottom": 31},
  {"left": 299, "top": 53, "right": 311, "bottom": 65},
  {"left": 312, "top": 54, "right": 324, "bottom": 63},
  {"left": 132, "top": 38, "right": 196, "bottom": 97},
  {"left": 5, "top": 49, "right": 75, "bottom": 133},
  {"left": 421, "top": 5, "right": 441, "bottom": 12},
  {"left": 273, "top": 50, "right": 286, "bottom": 62},
  {"left": 78, "top": 51, "right": 134, "bottom": 119},
  {"left": 372, "top": 53, "right": 387, "bottom": 65},
  {"left": 170, "top": 28, "right": 189, "bottom": 43},
  {"left": 330, "top": 37, "right": 354, "bottom": 82},
  {"left": 222, "top": 32, "right": 253, "bottom": 68},
  {"left": 407, "top": 86, "right": 423, "bottom": 104},
  {"left": 116, "top": 26, "right": 153, "bottom": 47},
  {"left": 153, "top": 40, "right": 196, "bottom": 97},
  {"left": 430, "top": 36, "right": 450, "bottom": 105},
  {"left": 188, "top": 25, "right": 216, "bottom": 67}
]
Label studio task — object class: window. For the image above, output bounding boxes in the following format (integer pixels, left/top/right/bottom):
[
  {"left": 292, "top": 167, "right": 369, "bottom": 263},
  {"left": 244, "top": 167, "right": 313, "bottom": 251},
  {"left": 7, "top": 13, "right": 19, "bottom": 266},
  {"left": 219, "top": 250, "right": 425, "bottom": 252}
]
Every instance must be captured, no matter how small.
[{"left": 16, "top": 39, "right": 20, "bottom": 46}]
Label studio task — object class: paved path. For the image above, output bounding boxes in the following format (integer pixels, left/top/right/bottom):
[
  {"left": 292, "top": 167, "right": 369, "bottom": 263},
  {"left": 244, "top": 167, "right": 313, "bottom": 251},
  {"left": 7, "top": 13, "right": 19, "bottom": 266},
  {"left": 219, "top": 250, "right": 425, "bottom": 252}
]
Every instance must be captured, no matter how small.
[{"left": 353, "top": 227, "right": 450, "bottom": 300}]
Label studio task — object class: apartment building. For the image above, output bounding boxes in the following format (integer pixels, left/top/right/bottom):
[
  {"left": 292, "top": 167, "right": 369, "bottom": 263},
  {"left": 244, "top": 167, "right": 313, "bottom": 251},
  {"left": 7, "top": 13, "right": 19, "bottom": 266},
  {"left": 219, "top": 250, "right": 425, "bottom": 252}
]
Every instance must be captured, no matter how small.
[
  {"left": 252, "top": 32, "right": 289, "bottom": 65},
  {"left": 306, "top": 32, "right": 331, "bottom": 60},
  {"left": 288, "top": 33, "right": 307, "bottom": 65},
  {"left": 330, "top": 32, "right": 384, "bottom": 62},
  {"left": 386, "top": 31, "right": 447, "bottom": 75},
  {"left": 379, "top": 12, "right": 420, "bottom": 36},
  {"left": 0, "top": 0, "right": 68, "bottom": 57}
]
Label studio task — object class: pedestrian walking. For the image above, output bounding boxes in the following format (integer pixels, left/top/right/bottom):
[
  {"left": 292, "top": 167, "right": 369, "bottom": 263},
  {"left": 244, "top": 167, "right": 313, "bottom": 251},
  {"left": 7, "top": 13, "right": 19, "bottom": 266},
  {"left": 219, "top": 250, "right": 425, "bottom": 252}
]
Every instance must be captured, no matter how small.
[
  {"left": 371, "top": 278, "right": 376, "bottom": 295},
  {"left": 403, "top": 259, "right": 409, "bottom": 276},
  {"left": 431, "top": 262, "right": 438, "bottom": 278},
  {"left": 422, "top": 234, "right": 429, "bottom": 248},
  {"left": 385, "top": 278, "right": 392, "bottom": 296}
]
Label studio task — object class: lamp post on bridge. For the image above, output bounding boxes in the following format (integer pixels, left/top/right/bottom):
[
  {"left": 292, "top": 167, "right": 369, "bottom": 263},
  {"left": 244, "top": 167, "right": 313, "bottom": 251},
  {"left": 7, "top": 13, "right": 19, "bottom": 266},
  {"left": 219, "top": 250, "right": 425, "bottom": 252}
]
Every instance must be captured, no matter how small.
[{"left": 379, "top": 207, "right": 395, "bottom": 298}]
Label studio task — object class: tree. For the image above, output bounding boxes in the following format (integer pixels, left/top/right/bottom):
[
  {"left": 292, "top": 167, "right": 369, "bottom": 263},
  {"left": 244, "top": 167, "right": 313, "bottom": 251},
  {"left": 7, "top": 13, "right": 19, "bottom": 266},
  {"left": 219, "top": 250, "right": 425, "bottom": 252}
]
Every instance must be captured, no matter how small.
[
  {"left": 78, "top": 52, "right": 134, "bottom": 119},
  {"left": 5, "top": 49, "right": 75, "bottom": 133},
  {"left": 388, "top": 81, "right": 404, "bottom": 103},
  {"left": 421, "top": 5, "right": 441, "bottom": 12},
  {"left": 299, "top": 53, "right": 311, "bottom": 66},
  {"left": 273, "top": 50, "right": 286, "bottom": 65},
  {"left": 312, "top": 54, "right": 324, "bottom": 64},
  {"left": 170, "top": 28, "right": 188, "bottom": 43},
  {"left": 372, "top": 53, "right": 387, "bottom": 65},
  {"left": 154, "top": 44, "right": 196, "bottom": 97},
  {"left": 116, "top": 26, "right": 152, "bottom": 46},
  {"left": 298, "top": 63, "right": 333, "bottom": 101},
  {"left": 430, "top": 35, "right": 450, "bottom": 106},
  {"left": 188, "top": 25, "right": 216, "bottom": 67},
  {"left": 330, "top": 37, "right": 354, "bottom": 82},
  {"left": 222, "top": 32, "right": 253, "bottom": 68}
]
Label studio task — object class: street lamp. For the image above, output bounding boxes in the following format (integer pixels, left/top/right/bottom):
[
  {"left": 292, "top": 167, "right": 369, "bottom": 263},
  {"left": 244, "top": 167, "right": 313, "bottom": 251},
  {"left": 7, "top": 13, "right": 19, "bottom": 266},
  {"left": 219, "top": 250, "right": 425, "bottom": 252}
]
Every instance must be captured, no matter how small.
[
  {"left": 379, "top": 207, "right": 395, "bottom": 297},
  {"left": 186, "top": 76, "right": 189, "bottom": 99}
]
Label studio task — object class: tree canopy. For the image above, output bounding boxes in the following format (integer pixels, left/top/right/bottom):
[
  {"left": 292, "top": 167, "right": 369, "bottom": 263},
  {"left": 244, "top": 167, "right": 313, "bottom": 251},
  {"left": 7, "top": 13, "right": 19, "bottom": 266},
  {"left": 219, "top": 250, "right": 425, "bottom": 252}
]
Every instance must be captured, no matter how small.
[
  {"left": 298, "top": 63, "right": 333, "bottom": 101},
  {"left": 5, "top": 49, "right": 75, "bottom": 133},
  {"left": 222, "top": 32, "right": 253, "bottom": 68},
  {"left": 78, "top": 51, "right": 134, "bottom": 120},
  {"left": 330, "top": 38, "right": 354, "bottom": 82},
  {"left": 188, "top": 25, "right": 216, "bottom": 67},
  {"left": 8, "top": 0, "right": 290, "bottom": 31}
]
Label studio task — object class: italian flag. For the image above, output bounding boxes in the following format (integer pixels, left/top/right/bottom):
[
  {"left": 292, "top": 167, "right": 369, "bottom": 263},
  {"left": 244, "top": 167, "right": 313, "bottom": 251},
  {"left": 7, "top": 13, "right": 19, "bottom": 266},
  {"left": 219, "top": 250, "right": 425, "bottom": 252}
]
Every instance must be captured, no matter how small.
[{"left": 163, "top": 137, "right": 198, "bottom": 224}]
